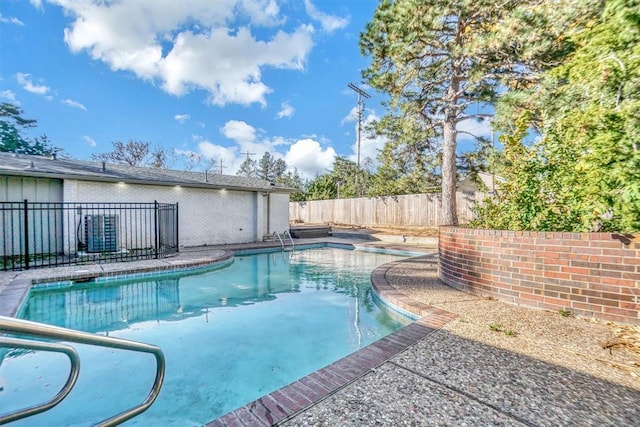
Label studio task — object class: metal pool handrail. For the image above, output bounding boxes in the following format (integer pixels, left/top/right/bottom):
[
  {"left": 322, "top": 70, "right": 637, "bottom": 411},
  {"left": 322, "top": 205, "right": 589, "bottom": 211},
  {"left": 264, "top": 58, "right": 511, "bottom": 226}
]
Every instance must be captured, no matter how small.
[
  {"left": 0, "top": 315, "right": 166, "bottom": 427},
  {"left": 0, "top": 337, "right": 81, "bottom": 423},
  {"left": 284, "top": 230, "right": 295, "bottom": 251},
  {"left": 273, "top": 231, "right": 285, "bottom": 250}
]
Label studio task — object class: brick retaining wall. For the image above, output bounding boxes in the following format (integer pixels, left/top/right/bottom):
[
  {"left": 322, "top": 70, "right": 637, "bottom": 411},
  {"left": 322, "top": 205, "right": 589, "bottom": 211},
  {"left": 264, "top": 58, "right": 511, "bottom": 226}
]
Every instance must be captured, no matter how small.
[{"left": 438, "top": 227, "right": 640, "bottom": 324}]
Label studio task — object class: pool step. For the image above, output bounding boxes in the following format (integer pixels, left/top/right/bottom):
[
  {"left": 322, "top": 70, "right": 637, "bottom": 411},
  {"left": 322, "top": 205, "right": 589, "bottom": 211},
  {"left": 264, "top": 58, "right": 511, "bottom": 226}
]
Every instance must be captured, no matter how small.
[{"left": 289, "top": 226, "right": 332, "bottom": 239}]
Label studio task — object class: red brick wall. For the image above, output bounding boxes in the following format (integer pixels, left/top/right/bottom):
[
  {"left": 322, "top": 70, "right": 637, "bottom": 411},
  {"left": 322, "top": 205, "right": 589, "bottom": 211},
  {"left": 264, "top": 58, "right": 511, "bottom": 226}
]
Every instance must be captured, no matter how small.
[{"left": 438, "top": 227, "right": 640, "bottom": 324}]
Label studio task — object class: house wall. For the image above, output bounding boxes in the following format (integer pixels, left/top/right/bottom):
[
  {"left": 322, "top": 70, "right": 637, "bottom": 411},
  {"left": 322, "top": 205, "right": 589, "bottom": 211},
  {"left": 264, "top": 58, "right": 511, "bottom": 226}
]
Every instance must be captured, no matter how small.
[
  {"left": 0, "top": 176, "right": 63, "bottom": 257},
  {"left": 0, "top": 176, "right": 63, "bottom": 202},
  {"left": 269, "top": 192, "right": 291, "bottom": 234},
  {"left": 63, "top": 180, "right": 289, "bottom": 247},
  {"left": 439, "top": 226, "right": 640, "bottom": 324}
]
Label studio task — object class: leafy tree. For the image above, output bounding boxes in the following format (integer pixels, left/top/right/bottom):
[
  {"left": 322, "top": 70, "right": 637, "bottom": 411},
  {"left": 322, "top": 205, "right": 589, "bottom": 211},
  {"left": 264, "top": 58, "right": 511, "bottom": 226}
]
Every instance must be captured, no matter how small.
[
  {"left": 471, "top": 113, "right": 563, "bottom": 230},
  {"left": 369, "top": 133, "right": 441, "bottom": 197},
  {"left": 256, "top": 152, "right": 287, "bottom": 182},
  {"left": 474, "top": 0, "right": 640, "bottom": 232},
  {"left": 275, "top": 168, "right": 306, "bottom": 201},
  {"left": 544, "top": 0, "right": 640, "bottom": 232},
  {"left": 236, "top": 157, "right": 257, "bottom": 178},
  {"left": 0, "top": 103, "right": 60, "bottom": 155},
  {"left": 302, "top": 156, "right": 374, "bottom": 200},
  {"left": 305, "top": 174, "right": 337, "bottom": 201},
  {"left": 360, "top": 0, "right": 601, "bottom": 225},
  {"left": 92, "top": 140, "right": 172, "bottom": 168},
  {"left": 328, "top": 156, "right": 359, "bottom": 198}
]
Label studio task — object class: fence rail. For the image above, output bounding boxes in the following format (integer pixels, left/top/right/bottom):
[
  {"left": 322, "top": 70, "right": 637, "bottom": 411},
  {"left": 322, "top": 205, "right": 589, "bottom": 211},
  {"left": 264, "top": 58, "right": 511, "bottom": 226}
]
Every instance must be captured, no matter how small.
[{"left": 1, "top": 201, "right": 178, "bottom": 271}]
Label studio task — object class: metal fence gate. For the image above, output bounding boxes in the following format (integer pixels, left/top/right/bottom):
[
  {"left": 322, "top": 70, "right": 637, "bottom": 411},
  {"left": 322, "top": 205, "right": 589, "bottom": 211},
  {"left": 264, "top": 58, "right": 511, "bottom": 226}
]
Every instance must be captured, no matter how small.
[{"left": 1, "top": 201, "right": 179, "bottom": 271}]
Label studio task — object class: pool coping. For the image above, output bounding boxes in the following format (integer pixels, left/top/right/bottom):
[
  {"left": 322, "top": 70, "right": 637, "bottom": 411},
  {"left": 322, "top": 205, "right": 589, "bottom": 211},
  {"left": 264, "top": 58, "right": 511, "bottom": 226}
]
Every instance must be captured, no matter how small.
[
  {"left": 206, "top": 257, "right": 458, "bottom": 427},
  {"left": 0, "top": 251, "right": 235, "bottom": 317},
  {"left": 0, "top": 242, "right": 456, "bottom": 426}
]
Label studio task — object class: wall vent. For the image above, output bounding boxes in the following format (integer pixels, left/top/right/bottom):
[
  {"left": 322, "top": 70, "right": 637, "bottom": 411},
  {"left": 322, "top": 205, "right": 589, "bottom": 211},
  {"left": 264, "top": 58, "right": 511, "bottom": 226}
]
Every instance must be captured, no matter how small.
[{"left": 85, "top": 214, "right": 118, "bottom": 253}]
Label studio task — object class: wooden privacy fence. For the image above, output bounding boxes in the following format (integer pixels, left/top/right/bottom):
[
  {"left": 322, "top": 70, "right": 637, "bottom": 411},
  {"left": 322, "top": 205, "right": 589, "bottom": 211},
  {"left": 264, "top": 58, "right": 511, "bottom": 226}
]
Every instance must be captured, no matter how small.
[{"left": 289, "top": 191, "right": 479, "bottom": 227}]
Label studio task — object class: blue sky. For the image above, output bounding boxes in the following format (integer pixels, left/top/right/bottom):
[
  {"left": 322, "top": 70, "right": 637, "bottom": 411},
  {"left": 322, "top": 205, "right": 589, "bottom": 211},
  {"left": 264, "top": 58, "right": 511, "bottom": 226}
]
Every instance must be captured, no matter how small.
[{"left": 1, "top": 0, "right": 490, "bottom": 179}]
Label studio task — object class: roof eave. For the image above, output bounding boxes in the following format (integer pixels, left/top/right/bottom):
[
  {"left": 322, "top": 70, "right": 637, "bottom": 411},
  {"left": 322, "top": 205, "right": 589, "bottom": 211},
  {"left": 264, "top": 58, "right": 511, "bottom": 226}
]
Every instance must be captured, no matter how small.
[{"left": 0, "top": 169, "right": 296, "bottom": 193}]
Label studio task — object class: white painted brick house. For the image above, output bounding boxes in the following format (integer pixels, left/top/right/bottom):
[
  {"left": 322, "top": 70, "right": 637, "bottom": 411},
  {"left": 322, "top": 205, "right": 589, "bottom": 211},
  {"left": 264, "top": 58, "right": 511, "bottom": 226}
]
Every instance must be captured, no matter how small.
[{"left": 0, "top": 153, "right": 293, "bottom": 248}]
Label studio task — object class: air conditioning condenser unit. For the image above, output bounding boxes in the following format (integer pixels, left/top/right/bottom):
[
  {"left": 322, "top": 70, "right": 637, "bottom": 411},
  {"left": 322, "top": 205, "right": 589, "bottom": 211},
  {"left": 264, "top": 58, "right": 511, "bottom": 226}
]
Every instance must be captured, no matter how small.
[{"left": 85, "top": 214, "right": 119, "bottom": 253}]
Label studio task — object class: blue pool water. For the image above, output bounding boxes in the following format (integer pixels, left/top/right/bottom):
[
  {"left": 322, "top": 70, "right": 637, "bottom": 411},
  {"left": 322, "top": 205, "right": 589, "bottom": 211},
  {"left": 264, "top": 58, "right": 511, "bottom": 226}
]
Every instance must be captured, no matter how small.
[{"left": 0, "top": 248, "right": 413, "bottom": 426}]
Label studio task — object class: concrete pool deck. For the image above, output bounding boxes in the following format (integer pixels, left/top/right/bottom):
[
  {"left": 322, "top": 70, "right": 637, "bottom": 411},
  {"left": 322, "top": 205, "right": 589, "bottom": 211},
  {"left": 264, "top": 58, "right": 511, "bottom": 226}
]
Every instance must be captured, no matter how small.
[{"left": 1, "top": 236, "right": 638, "bottom": 426}]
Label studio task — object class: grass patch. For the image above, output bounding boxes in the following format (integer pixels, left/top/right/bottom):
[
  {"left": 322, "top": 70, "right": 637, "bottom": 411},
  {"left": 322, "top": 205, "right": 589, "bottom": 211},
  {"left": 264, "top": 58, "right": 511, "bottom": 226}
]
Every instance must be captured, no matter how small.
[
  {"left": 489, "top": 323, "right": 517, "bottom": 337},
  {"left": 559, "top": 308, "right": 574, "bottom": 318}
]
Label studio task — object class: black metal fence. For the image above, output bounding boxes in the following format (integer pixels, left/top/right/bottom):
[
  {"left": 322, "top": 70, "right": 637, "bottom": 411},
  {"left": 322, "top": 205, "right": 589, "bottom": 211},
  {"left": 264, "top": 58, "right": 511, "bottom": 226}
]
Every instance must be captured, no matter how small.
[{"left": 1, "top": 201, "right": 179, "bottom": 271}]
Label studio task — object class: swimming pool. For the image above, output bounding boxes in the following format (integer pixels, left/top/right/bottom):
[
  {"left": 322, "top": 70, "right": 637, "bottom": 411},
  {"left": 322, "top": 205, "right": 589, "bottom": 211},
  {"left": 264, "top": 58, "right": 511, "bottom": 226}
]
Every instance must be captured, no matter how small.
[{"left": 1, "top": 247, "right": 414, "bottom": 426}]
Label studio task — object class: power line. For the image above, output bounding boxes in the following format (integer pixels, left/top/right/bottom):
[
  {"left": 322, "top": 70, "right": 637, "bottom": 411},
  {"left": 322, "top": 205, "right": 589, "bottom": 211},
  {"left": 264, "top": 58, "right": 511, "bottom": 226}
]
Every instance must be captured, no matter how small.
[{"left": 348, "top": 82, "right": 370, "bottom": 189}]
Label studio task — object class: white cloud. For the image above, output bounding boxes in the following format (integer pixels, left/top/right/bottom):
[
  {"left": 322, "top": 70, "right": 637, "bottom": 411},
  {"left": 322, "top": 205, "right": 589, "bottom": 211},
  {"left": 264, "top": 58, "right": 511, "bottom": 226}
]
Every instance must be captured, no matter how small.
[
  {"left": 174, "top": 114, "right": 191, "bottom": 124},
  {"left": 303, "top": 0, "right": 348, "bottom": 33},
  {"left": 221, "top": 120, "right": 256, "bottom": 145},
  {"left": 219, "top": 120, "right": 286, "bottom": 171},
  {"left": 61, "top": 98, "right": 87, "bottom": 110},
  {"left": 347, "top": 111, "right": 385, "bottom": 167},
  {"left": 276, "top": 101, "right": 294, "bottom": 119},
  {"left": 1, "top": 90, "right": 17, "bottom": 102},
  {"left": 176, "top": 118, "right": 338, "bottom": 177},
  {"left": 284, "top": 138, "right": 336, "bottom": 179},
  {"left": 0, "top": 15, "right": 25, "bottom": 26},
  {"left": 50, "top": 0, "right": 314, "bottom": 106},
  {"left": 16, "top": 73, "right": 49, "bottom": 95},
  {"left": 195, "top": 137, "right": 241, "bottom": 173},
  {"left": 457, "top": 117, "right": 492, "bottom": 141},
  {"left": 238, "top": 0, "right": 282, "bottom": 26},
  {"left": 340, "top": 106, "right": 358, "bottom": 125},
  {"left": 83, "top": 136, "right": 97, "bottom": 147}
]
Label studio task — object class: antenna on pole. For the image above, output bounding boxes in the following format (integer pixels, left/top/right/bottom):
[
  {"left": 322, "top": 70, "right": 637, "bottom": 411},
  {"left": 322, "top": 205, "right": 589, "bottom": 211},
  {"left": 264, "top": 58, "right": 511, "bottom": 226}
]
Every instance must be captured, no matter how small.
[{"left": 348, "top": 82, "right": 370, "bottom": 190}]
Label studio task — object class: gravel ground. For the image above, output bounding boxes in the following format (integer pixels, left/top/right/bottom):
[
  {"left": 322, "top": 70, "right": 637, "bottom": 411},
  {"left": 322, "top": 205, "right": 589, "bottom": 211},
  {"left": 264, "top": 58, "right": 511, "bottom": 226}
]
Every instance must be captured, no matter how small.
[
  {"left": 284, "top": 254, "right": 640, "bottom": 427},
  {"left": 386, "top": 255, "right": 640, "bottom": 384}
]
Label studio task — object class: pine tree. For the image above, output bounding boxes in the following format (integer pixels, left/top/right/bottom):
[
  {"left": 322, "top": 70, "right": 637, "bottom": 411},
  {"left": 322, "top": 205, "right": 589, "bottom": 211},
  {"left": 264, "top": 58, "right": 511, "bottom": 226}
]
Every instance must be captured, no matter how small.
[{"left": 360, "top": 0, "right": 601, "bottom": 224}]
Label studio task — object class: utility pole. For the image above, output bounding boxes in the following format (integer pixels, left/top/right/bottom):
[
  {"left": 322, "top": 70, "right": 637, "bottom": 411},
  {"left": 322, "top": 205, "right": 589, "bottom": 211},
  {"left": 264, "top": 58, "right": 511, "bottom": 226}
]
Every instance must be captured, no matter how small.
[
  {"left": 217, "top": 158, "right": 226, "bottom": 174},
  {"left": 348, "top": 82, "right": 370, "bottom": 189},
  {"left": 241, "top": 151, "right": 256, "bottom": 160}
]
